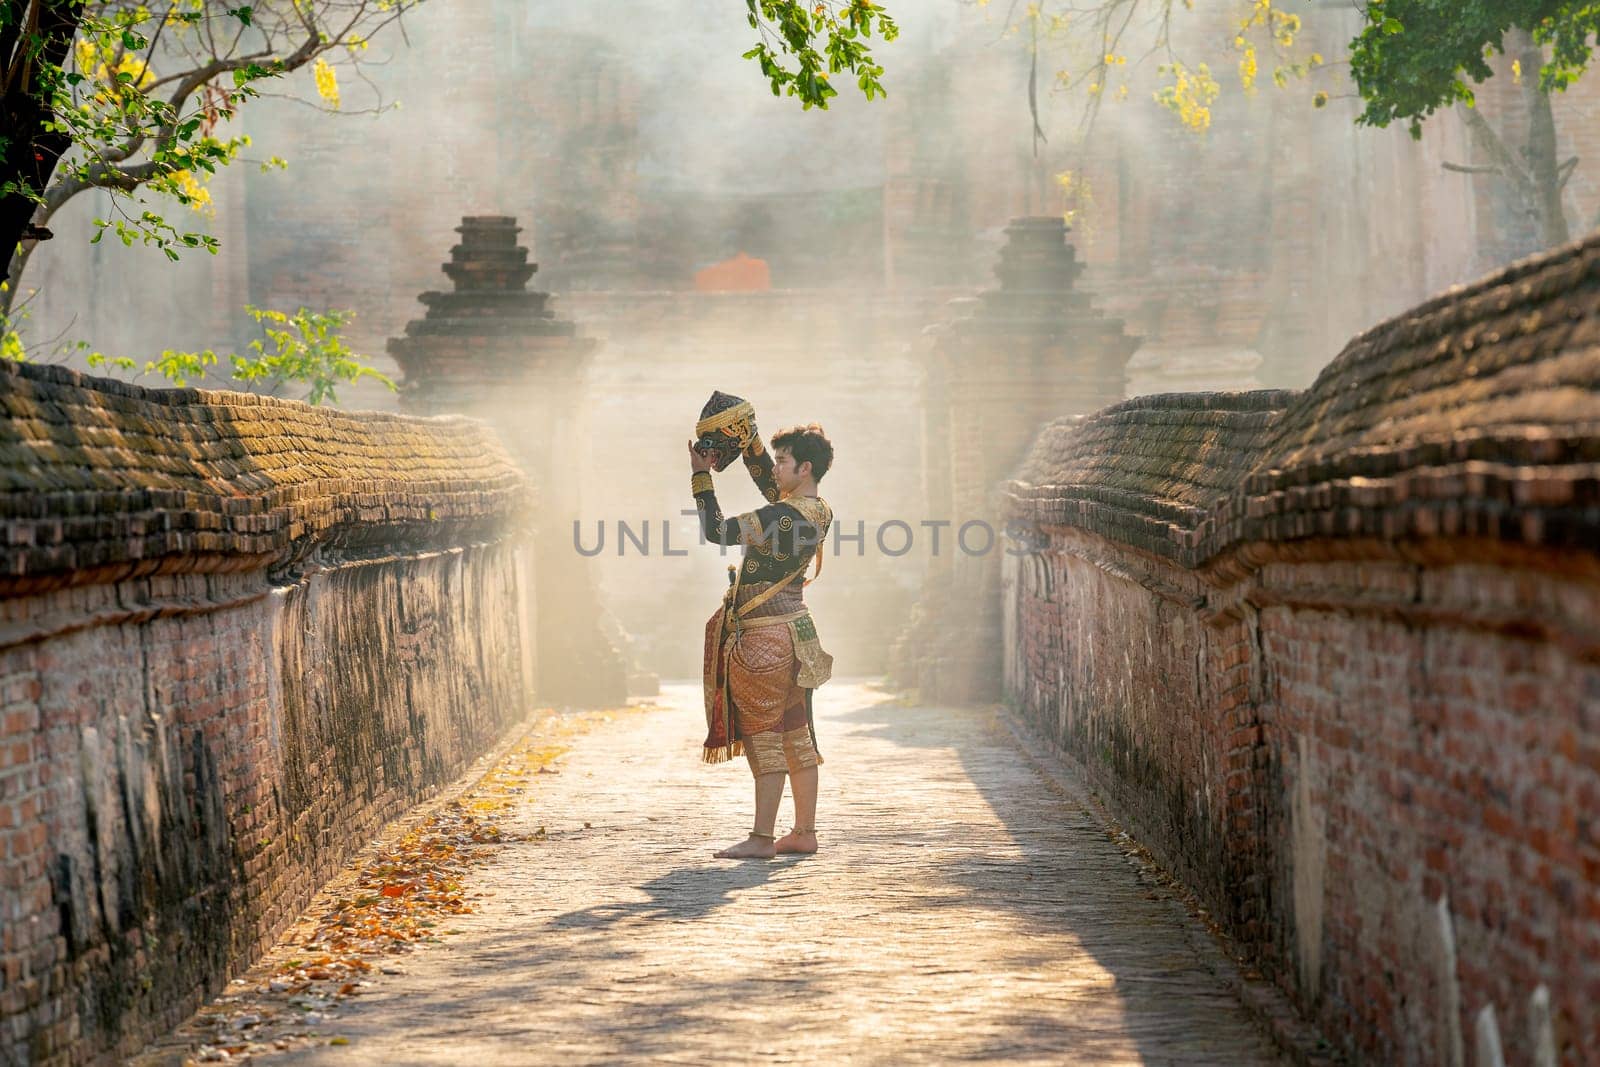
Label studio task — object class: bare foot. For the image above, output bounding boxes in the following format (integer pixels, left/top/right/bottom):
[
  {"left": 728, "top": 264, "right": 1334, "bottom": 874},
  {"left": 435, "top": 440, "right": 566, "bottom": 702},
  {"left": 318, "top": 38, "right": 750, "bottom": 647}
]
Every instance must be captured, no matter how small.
[
  {"left": 775, "top": 830, "right": 817, "bottom": 855},
  {"left": 713, "top": 836, "right": 777, "bottom": 859}
]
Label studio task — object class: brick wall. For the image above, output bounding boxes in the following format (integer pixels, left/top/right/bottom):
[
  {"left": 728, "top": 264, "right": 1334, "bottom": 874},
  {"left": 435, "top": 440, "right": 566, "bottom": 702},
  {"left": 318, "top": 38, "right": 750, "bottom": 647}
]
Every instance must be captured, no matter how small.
[
  {"left": 0, "top": 363, "right": 535, "bottom": 1065},
  {"left": 1003, "top": 235, "right": 1600, "bottom": 1064}
]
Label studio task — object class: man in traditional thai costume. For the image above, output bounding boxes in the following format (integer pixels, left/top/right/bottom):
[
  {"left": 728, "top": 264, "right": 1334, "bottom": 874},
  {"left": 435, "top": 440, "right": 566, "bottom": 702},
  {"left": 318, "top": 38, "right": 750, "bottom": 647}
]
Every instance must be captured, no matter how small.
[{"left": 688, "top": 398, "right": 834, "bottom": 860}]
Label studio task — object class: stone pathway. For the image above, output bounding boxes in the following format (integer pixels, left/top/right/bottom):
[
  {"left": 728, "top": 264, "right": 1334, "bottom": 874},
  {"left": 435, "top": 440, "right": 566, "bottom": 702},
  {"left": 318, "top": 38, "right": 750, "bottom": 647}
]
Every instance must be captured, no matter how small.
[{"left": 269, "top": 681, "right": 1284, "bottom": 1065}]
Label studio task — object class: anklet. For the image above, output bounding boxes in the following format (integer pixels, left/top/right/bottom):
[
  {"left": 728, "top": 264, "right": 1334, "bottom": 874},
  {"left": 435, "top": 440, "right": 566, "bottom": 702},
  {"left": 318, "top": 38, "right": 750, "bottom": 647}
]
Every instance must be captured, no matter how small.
[
  {"left": 789, "top": 826, "right": 816, "bottom": 835},
  {"left": 749, "top": 831, "right": 776, "bottom": 841}
]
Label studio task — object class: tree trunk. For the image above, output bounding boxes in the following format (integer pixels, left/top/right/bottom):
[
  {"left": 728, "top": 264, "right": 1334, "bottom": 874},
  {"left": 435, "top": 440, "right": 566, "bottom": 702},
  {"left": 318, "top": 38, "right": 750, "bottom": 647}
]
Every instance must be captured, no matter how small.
[
  {"left": 1509, "top": 26, "right": 1571, "bottom": 248},
  {"left": 1, "top": 242, "right": 34, "bottom": 316},
  {"left": 0, "top": 1, "right": 84, "bottom": 296},
  {"left": 1455, "top": 28, "right": 1574, "bottom": 259}
]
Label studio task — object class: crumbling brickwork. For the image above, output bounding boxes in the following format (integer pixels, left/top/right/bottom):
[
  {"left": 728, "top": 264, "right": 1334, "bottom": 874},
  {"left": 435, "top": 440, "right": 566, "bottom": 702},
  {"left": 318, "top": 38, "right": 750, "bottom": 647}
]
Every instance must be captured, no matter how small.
[
  {"left": 388, "top": 216, "right": 628, "bottom": 707},
  {"left": 1005, "top": 233, "right": 1600, "bottom": 1064},
  {"left": 894, "top": 217, "right": 1138, "bottom": 703},
  {"left": 0, "top": 362, "right": 535, "bottom": 1065}
]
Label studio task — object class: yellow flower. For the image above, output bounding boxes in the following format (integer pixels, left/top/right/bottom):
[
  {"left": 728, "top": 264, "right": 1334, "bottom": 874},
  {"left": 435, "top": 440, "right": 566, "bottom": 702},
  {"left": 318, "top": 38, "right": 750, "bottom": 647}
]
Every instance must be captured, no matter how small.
[
  {"left": 172, "top": 169, "right": 213, "bottom": 213},
  {"left": 109, "top": 54, "right": 156, "bottom": 89},
  {"left": 1154, "top": 61, "right": 1219, "bottom": 133},
  {"left": 313, "top": 57, "right": 340, "bottom": 110}
]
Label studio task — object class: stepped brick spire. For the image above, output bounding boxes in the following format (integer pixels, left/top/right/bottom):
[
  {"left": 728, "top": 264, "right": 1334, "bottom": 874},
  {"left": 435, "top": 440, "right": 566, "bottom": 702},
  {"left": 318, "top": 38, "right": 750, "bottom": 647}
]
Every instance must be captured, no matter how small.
[
  {"left": 388, "top": 216, "right": 625, "bottom": 707},
  {"left": 388, "top": 217, "right": 590, "bottom": 400},
  {"left": 890, "top": 217, "right": 1139, "bottom": 702}
]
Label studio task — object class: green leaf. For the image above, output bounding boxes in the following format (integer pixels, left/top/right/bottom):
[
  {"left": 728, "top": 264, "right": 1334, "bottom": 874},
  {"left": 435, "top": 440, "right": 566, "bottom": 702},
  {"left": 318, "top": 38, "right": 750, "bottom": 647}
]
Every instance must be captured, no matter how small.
[{"left": 743, "top": 0, "right": 895, "bottom": 110}]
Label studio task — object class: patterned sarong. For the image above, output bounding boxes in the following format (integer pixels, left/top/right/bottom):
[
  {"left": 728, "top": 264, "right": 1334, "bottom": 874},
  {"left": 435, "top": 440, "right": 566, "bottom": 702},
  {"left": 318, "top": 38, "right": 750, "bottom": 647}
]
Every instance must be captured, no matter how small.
[{"left": 702, "top": 580, "right": 832, "bottom": 765}]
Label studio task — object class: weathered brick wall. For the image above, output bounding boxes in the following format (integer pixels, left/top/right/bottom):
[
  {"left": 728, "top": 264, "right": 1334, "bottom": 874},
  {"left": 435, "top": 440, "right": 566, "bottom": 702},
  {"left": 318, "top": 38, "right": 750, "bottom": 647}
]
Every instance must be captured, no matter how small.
[
  {"left": 0, "top": 363, "right": 535, "bottom": 1065},
  {"left": 1004, "top": 235, "right": 1600, "bottom": 1064}
]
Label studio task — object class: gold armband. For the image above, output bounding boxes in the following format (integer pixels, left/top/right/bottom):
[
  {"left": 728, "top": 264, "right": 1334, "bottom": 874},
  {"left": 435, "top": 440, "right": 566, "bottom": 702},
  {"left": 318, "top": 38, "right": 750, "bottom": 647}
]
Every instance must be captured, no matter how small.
[{"left": 691, "top": 471, "right": 714, "bottom": 495}]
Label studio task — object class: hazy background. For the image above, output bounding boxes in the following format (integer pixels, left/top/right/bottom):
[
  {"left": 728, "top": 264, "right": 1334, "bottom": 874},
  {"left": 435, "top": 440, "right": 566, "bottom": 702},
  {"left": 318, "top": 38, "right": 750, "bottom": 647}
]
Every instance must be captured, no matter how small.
[{"left": 20, "top": 0, "right": 1599, "bottom": 682}]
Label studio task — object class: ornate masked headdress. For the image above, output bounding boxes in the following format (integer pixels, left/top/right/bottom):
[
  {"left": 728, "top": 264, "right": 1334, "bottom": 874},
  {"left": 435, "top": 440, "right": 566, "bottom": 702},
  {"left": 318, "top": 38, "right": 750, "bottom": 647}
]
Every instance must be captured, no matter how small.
[{"left": 695, "top": 390, "right": 779, "bottom": 502}]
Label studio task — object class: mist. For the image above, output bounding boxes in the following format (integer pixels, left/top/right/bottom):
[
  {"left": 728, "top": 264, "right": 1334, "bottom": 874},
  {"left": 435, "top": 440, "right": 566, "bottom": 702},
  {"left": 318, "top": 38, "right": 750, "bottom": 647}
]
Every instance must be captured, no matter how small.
[{"left": 16, "top": 0, "right": 1592, "bottom": 685}]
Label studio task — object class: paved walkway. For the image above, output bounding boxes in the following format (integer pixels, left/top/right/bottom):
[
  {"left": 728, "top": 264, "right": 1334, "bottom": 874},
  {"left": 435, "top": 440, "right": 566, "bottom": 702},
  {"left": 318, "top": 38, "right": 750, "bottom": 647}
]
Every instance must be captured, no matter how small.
[{"left": 278, "top": 682, "right": 1283, "bottom": 1065}]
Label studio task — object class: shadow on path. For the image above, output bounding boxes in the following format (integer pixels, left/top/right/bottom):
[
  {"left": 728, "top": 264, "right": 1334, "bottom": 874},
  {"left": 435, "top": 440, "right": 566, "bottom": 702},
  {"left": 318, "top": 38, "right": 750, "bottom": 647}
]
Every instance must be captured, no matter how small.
[
  {"left": 549, "top": 860, "right": 777, "bottom": 931},
  {"left": 265, "top": 682, "right": 1282, "bottom": 1065}
]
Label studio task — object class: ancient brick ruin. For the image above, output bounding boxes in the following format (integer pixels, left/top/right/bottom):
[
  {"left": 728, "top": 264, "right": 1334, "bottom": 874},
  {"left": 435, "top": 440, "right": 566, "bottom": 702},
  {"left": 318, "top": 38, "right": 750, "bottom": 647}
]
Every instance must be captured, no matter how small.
[
  {"left": 1003, "top": 233, "right": 1600, "bottom": 1063},
  {"left": 389, "top": 216, "right": 629, "bottom": 705},
  {"left": 893, "top": 216, "right": 1139, "bottom": 702},
  {"left": 0, "top": 361, "right": 534, "bottom": 1063}
]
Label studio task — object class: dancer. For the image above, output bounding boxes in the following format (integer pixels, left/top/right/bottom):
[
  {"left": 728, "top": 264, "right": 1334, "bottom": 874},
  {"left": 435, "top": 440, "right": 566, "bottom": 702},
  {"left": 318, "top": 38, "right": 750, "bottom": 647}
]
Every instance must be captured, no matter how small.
[{"left": 689, "top": 405, "right": 834, "bottom": 859}]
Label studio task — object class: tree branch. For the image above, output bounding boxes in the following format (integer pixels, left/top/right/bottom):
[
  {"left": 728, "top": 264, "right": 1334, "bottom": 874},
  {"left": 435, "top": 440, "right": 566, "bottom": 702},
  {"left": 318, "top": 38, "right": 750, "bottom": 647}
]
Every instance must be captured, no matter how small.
[
  {"left": 43, "top": 156, "right": 162, "bottom": 215},
  {"left": 97, "top": 18, "right": 324, "bottom": 170},
  {"left": 1441, "top": 161, "right": 1500, "bottom": 175},
  {"left": 3, "top": 0, "right": 43, "bottom": 95},
  {"left": 54, "top": 0, "right": 376, "bottom": 207},
  {"left": 0, "top": 0, "right": 30, "bottom": 80},
  {"left": 1557, "top": 154, "right": 1580, "bottom": 191},
  {"left": 87, "top": 49, "right": 277, "bottom": 168},
  {"left": 129, "top": 0, "right": 176, "bottom": 89},
  {"left": 4, "top": 0, "right": 429, "bottom": 309},
  {"left": 289, "top": 0, "right": 319, "bottom": 43},
  {"left": 1457, "top": 103, "right": 1537, "bottom": 201}
]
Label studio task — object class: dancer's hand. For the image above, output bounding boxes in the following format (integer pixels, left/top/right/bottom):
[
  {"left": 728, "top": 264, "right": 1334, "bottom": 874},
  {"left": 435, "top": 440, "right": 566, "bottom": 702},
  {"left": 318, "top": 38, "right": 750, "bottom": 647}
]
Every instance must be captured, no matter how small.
[{"left": 688, "top": 440, "right": 716, "bottom": 474}]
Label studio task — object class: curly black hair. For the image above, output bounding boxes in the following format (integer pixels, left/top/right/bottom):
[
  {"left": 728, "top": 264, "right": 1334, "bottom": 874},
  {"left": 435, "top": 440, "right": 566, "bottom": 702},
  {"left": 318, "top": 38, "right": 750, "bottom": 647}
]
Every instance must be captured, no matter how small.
[{"left": 771, "top": 423, "right": 833, "bottom": 481}]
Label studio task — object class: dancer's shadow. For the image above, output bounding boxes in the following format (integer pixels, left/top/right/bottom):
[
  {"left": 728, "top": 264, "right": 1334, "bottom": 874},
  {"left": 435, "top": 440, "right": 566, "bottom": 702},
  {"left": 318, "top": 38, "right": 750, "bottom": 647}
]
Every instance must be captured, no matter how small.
[{"left": 548, "top": 860, "right": 776, "bottom": 931}]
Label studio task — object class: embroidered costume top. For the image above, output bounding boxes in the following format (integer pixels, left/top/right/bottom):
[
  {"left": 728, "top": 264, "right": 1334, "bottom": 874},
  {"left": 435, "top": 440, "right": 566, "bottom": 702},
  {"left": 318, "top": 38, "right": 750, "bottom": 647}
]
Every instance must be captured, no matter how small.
[{"left": 691, "top": 471, "right": 832, "bottom": 586}]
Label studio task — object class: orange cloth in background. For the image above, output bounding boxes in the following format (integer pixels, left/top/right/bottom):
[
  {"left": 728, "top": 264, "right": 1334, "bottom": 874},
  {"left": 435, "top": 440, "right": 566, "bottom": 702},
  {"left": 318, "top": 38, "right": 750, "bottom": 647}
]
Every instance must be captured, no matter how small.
[{"left": 693, "top": 252, "right": 771, "bottom": 292}]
